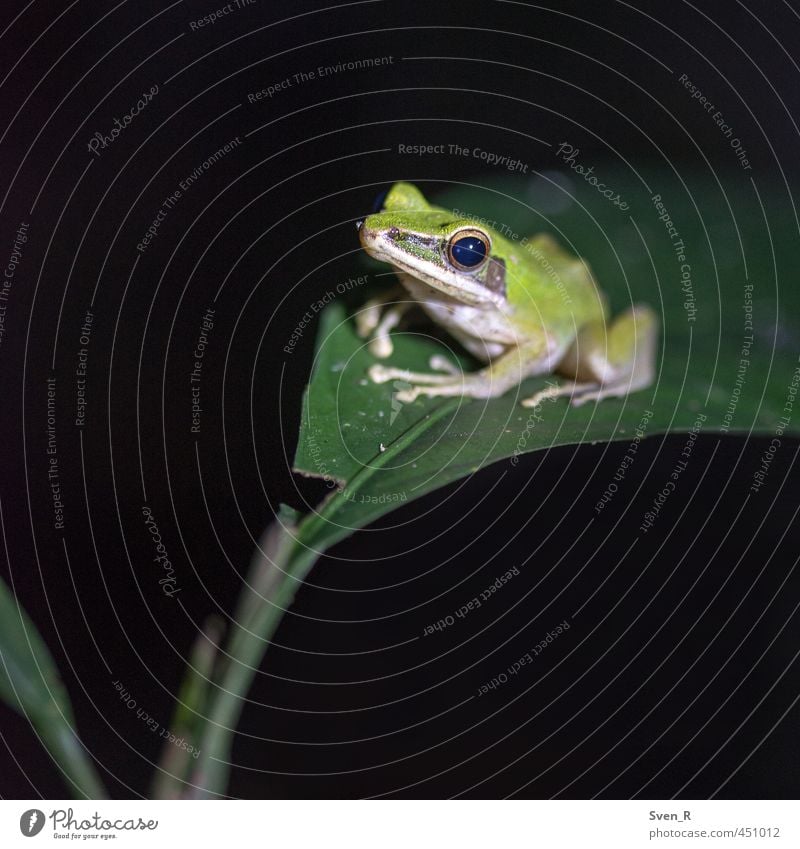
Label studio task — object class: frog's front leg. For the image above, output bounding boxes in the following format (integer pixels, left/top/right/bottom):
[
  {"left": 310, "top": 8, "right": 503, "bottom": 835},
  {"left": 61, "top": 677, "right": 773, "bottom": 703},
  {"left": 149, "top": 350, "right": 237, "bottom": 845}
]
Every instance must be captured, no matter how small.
[
  {"left": 369, "top": 342, "right": 546, "bottom": 403},
  {"left": 522, "top": 304, "right": 658, "bottom": 408},
  {"left": 354, "top": 286, "right": 411, "bottom": 358},
  {"left": 367, "top": 301, "right": 414, "bottom": 358}
]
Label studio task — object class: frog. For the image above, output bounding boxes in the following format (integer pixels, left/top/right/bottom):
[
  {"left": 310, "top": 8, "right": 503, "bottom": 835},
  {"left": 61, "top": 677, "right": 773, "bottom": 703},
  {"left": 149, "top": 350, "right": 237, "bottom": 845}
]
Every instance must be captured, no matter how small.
[{"left": 355, "top": 182, "right": 657, "bottom": 408}]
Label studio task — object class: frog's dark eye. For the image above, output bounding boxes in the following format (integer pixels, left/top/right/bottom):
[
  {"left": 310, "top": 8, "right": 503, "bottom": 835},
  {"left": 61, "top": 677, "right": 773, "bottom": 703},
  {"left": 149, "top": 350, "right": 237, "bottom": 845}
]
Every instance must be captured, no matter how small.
[
  {"left": 447, "top": 229, "right": 490, "bottom": 271},
  {"left": 371, "top": 189, "right": 389, "bottom": 214}
]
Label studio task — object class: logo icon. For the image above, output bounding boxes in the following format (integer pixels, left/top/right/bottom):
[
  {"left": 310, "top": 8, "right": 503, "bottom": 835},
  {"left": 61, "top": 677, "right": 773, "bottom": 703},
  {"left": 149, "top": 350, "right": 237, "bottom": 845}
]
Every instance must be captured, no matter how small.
[
  {"left": 390, "top": 379, "right": 412, "bottom": 425},
  {"left": 19, "top": 809, "right": 45, "bottom": 837}
]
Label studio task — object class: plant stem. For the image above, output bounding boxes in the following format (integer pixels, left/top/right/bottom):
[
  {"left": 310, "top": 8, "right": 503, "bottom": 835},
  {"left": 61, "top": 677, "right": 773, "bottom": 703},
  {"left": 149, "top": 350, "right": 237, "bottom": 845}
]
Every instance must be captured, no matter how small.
[
  {"left": 185, "top": 400, "right": 463, "bottom": 798},
  {"left": 187, "top": 511, "right": 317, "bottom": 798},
  {"left": 151, "top": 616, "right": 224, "bottom": 799},
  {"left": 46, "top": 721, "right": 107, "bottom": 799}
]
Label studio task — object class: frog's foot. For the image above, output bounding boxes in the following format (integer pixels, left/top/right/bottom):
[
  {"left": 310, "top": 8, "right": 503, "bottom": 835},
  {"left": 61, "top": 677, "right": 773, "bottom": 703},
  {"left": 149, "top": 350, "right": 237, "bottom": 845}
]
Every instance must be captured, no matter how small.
[
  {"left": 368, "top": 364, "right": 459, "bottom": 387},
  {"left": 370, "top": 346, "right": 536, "bottom": 403},
  {"left": 522, "top": 375, "right": 652, "bottom": 409},
  {"left": 355, "top": 291, "right": 396, "bottom": 338},
  {"left": 369, "top": 364, "right": 473, "bottom": 402},
  {"left": 355, "top": 288, "right": 411, "bottom": 358},
  {"left": 525, "top": 304, "right": 658, "bottom": 408},
  {"left": 428, "top": 355, "right": 461, "bottom": 375},
  {"left": 395, "top": 383, "right": 467, "bottom": 402},
  {"left": 521, "top": 381, "right": 597, "bottom": 409},
  {"left": 367, "top": 302, "right": 413, "bottom": 358}
]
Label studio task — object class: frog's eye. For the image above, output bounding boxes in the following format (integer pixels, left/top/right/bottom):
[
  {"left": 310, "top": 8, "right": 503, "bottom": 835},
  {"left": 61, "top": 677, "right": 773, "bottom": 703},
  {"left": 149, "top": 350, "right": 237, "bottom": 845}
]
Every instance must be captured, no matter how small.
[{"left": 447, "top": 229, "right": 490, "bottom": 271}]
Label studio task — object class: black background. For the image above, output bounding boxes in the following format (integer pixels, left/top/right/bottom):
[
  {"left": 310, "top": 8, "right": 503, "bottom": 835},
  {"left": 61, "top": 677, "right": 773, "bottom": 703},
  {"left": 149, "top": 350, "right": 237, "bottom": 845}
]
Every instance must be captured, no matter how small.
[{"left": 1, "top": 0, "right": 799, "bottom": 799}]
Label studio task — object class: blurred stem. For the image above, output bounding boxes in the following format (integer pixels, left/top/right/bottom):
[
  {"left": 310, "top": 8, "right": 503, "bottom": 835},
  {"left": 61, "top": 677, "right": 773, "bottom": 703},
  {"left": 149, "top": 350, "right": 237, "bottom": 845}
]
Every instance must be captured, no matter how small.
[
  {"left": 186, "top": 400, "right": 461, "bottom": 798},
  {"left": 45, "top": 721, "right": 107, "bottom": 799},
  {"left": 187, "top": 507, "right": 319, "bottom": 798},
  {"left": 0, "top": 575, "right": 107, "bottom": 799},
  {"left": 151, "top": 615, "right": 224, "bottom": 799}
]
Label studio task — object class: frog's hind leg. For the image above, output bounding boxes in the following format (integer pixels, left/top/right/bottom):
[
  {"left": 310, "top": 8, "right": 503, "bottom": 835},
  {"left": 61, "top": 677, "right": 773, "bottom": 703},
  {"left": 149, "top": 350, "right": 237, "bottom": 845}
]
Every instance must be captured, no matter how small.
[
  {"left": 522, "top": 304, "right": 658, "bottom": 409},
  {"left": 520, "top": 378, "right": 598, "bottom": 408}
]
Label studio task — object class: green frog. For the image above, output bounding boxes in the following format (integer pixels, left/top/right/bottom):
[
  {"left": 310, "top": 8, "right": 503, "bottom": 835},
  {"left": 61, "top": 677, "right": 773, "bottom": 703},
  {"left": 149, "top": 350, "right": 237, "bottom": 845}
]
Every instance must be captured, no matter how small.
[{"left": 356, "top": 182, "right": 657, "bottom": 408}]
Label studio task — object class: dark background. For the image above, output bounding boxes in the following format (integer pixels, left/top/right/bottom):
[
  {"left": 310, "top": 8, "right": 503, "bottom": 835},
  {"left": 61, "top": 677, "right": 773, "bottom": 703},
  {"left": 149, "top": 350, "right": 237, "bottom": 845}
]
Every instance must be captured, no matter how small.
[{"left": 1, "top": 0, "right": 799, "bottom": 798}]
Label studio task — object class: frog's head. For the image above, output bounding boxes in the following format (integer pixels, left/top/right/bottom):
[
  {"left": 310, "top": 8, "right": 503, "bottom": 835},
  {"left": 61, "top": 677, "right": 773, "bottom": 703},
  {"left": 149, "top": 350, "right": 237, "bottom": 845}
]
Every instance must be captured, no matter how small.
[{"left": 357, "top": 182, "right": 507, "bottom": 308}]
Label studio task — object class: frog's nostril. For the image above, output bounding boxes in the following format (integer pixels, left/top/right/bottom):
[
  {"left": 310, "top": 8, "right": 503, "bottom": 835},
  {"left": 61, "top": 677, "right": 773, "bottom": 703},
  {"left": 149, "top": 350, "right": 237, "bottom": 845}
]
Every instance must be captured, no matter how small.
[{"left": 357, "top": 224, "right": 376, "bottom": 246}]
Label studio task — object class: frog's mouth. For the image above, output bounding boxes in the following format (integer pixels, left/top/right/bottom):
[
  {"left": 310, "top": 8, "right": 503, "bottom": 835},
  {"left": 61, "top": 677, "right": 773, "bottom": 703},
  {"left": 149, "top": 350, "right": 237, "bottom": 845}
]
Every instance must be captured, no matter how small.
[{"left": 358, "top": 223, "right": 504, "bottom": 309}]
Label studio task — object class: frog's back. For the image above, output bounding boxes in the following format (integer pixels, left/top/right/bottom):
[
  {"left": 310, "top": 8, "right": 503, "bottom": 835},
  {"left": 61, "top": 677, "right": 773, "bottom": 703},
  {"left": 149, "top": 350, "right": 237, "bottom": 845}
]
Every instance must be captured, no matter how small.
[{"left": 503, "top": 233, "right": 607, "bottom": 330}]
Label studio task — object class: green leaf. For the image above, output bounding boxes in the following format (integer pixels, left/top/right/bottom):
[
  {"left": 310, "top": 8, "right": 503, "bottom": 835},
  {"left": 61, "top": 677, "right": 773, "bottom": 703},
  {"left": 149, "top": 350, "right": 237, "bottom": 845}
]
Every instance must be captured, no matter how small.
[
  {"left": 294, "top": 171, "right": 800, "bottom": 550},
  {"left": 0, "top": 575, "right": 106, "bottom": 798},
  {"left": 188, "top": 170, "right": 800, "bottom": 799}
]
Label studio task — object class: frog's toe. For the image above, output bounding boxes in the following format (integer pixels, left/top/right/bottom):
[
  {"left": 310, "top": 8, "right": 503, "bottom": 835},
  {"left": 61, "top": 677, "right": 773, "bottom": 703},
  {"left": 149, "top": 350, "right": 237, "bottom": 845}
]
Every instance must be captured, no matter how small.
[
  {"left": 395, "top": 387, "right": 420, "bottom": 403},
  {"left": 570, "top": 382, "right": 629, "bottom": 406},
  {"left": 368, "top": 365, "right": 461, "bottom": 386},
  {"left": 369, "top": 336, "right": 394, "bottom": 358},
  {"left": 428, "top": 355, "right": 460, "bottom": 375},
  {"left": 355, "top": 314, "right": 378, "bottom": 338},
  {"left": 521, "top": 380, "right": 601, "bottom": 408},
  {"left": 395, "top": 380, "right": 476, "bottom": 401},
  {"left": 368, "top": 364, "right": 394, "bottom": 383}
]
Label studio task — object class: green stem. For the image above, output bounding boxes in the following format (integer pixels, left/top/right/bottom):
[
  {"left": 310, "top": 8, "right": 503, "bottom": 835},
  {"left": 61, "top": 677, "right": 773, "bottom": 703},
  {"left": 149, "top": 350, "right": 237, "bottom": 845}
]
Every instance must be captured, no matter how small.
[
  {"left": 188, "top": 521, "right": 317, "bottom": 798},
  {"left": 187, "top": 400, "right": 461, "bottom": 798},
  {"left": 45, "top": 720, "right": 107, "bottom": 799},
  {"left": 151, "top": 616, "right": 224, "bottom": 799}
]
